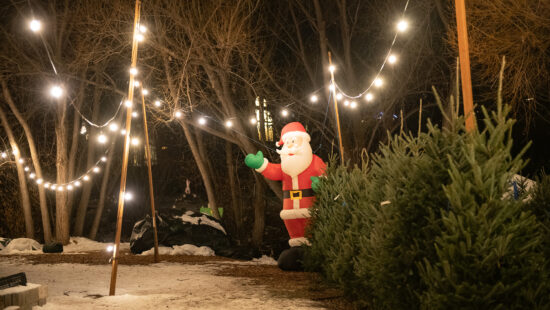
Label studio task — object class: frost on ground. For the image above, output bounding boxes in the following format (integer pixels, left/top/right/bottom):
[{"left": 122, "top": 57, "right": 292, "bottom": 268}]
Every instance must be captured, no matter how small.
[{"left": 0, "top": 259, "right": 324, "bottom": 310}]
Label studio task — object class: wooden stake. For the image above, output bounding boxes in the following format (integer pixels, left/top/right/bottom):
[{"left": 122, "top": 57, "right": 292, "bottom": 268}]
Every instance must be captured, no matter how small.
[
  {"left": 455, "top": 0, "right": 476, "bottom": 131},
  {"left": 109, "top": 0, "right": 141, "bottom": 296},
  {"left": 418, "top": 99, "right": 423, "bottom": 136},
  {"left": 140, "top": 86, "right": 159, "bottom": 263},
  {"left": 327, "top": 52, "right": 344, "bottom": 165},
  {"left": 400, "top": 109, "right": 404, "bottom": 135}
]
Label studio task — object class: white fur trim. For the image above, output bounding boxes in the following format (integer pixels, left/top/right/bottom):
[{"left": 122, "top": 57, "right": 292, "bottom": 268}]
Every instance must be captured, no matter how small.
[
  {"left": 281, "top": 131, "right": 310, "bottom": 144},
  {"left": 280, "top": 208, "right": 311, "bottom": 220},
  {"left": 289, "top": 237, "right": 310, "bottom": 247},
  {"left": 255, "top": 158, "right": 269, "bottom": 173}
]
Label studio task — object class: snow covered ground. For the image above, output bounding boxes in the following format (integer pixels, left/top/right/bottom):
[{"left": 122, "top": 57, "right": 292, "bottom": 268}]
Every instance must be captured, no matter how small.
[{"left": 0, "top": 238, "right": 323, "bottom": 309}]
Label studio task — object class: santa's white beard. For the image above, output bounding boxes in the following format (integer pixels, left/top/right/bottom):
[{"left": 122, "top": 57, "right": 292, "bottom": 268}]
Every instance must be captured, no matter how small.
[{"left": 277, "top": 142, "right": 313, "bottom": 177}]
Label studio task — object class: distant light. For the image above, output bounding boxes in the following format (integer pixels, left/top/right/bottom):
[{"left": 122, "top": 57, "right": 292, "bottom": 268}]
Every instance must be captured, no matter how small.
[
  {"left": 174, "top": 111, "right": 183, "bottom": 118},
  {"left": 36, "top": 178, "right": 44, "bottom": 185},
  {"left": 154, "top": 100, "right": 161, "bottom": 107},
  {"left": 329, "top": 84, "right": 335, "bottom": 92},
  {"left": 101, "top": 156, "right": 107, "bottom": 162},
  {"left": 336, "top": 93, "right": 343, "bottom": 100},
  {"left": 388, "top": 54, "right": 397, "bottom": 64},
  {"left": 344, "top": 100, "right": 350, "bottom": 106},
  {"left": 350, "top": 101, "right": 357, "bottom": 109},
  {"left": 365, "top": 93, "right": 374, "bottom": 102},
  {"left": 397, "top": 20, "right": 409, "bottom": 32},
  {"left": 310, "top": 95, "right": 318, "bottom": 103},
  {"left": 328, "top": 65, "right": 336, "bottom": 73},
  {"left": 129, "top": 67, "right": 138, "bottom": 75},
  {"left": 120, "top": 129, "right": 127, "bottom": 135},
  {"left": 134, "top": 81, "right": 140, "bottom": 87},
  {"left": 50, "top": 184, "right": 56, "bottom": 190},
  {"left": 106, "top": 245, "right": 114, "bottom": 252},
  {"left": 49, "top": 85, "right": 63, "bottom": 98},
  {"left": 139, "top": 25, "right": 147, "bottom": 33},
  {"left": 74, "top": 181, "right": 81, "bottom": 187},
  {"left": 30, "top": 20, "right": 42, "bottom": 32},
  {"left": 93, "top": 167, "right": 100, "bottom": 173},
  {"left": 83, "top": 175, "right": 90, "bottom": 181},
  {"left": 24, "top": 166, "right": 30, "bottom": 172},
  {"left": 125, "top": 100, "right": 133, "bottom": 107},
  {"left": 142, "top": 89, "right": 149, "bottom": 95},
  {"left": 97, "top": 134, "right": 107, "bottom": 144},
  {"left": 18, "top": 158, "right": 24, "bottom": 164},
  {"left": 374, "top": 78, "right": 383, "bottom": 88},
  {"left": 29, "top": 173, "right": 36, "bottom": 179},
  {"left": 44, "top": 183, "right": 50, "bottom": 188},
  {"left": 12, "top": 149, "right": 18, "bottom": 155},
  {"left": 124, "top": 192, "right": 133, "bottom": 201},
  {"left": 131, "top": 137, "right": 140, "bottom": 146},
  {"left": 132, "top": 111, "right": 139, "bottom": 118},
  {"left": 250, "top": 117, "right": 257, "bottom": 125},
  {"left": 225, "top": 120, "right": 233, "bottom": 128},
  {"left": 109, "top": 123, "right": 119, "bottom": 132},
  {"left": 67, "top": 185, "right": 73, "bottom": 191},
  {"left": 198, "top": 117, "right": 206, "bottom": 125},
  {"left": 135, "top": 33, "right": 144, "bottom": 42},
  {"left": 1, "top": 152, "right": 6, "bottom": 158},
  {"left": 281, "top": 109, "right": 289, "bottom": 117},
  {"left": 57, "top": 186, "right": 64, "bottom": 192}
]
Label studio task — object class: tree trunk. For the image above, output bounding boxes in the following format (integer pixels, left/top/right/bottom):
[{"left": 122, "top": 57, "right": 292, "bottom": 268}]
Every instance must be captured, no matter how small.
[
  {"left": 55, "top": 99, "right": 70, "bottom": 244},
  {"left": 1, "top": 79, "right": 51, "bottom": 242},
  {"left": 225, "top": 141, "right": 242, "bottom": 234},
  {"left": 0, "top": 105, "right": 34, "bottom": 239},
  {"left": 88, "top": 141, "right": 115, "bottom": 240},
  {"left": 251, "top": 174, "right": 265, "bottom": 247}
]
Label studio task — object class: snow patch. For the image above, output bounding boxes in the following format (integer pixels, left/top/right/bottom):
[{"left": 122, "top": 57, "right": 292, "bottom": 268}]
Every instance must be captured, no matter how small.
[
  {"left": 64, "top": 237, "right": 129, "bottom": 253},
  {"left": 251, "top": 255, "right": 278, "bottom": 265},
  {"left": 0, "top": 238, "right": 41, "bottom": 254},
  {"left": 174, "top": 211, "right": 227, "bottom": 235},
  {"left": 140, "top": 244, "right": 215, "bottom": 256}
]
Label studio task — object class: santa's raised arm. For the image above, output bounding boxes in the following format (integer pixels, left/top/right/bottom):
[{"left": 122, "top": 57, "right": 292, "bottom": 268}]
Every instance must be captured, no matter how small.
[{"left": 244, "top": 122, "right": 326, "bottom": 252}]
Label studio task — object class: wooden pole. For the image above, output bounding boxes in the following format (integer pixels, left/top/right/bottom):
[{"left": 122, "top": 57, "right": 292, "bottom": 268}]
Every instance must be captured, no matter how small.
[
  {"left": 140, "top": 86, "right": 159, "bottom": 263},
  {"left": 418, "top": 99, "right": 423, "bottom": 136},
  {"left": 109, "top": 0, "right": 141, "bottom": 296},
  {"left": 399, "top": 109, "right": 404, "bottom": 135},
  {"left": 327, "top": 52, "right": 344, "bottom": 165},
  {"left": 455, "top": 0, "right": 476, "bottom": 131}
]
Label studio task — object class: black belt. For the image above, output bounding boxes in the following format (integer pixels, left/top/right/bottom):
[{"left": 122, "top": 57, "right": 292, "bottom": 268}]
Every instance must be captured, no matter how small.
[{"left": 283, "top": 189, "right": 315, "bottom": 200}]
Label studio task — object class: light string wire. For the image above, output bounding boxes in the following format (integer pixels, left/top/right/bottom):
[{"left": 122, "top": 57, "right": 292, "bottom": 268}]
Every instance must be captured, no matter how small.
[{"left": 333, "top": 0, "right": 410, "bottom": 99}]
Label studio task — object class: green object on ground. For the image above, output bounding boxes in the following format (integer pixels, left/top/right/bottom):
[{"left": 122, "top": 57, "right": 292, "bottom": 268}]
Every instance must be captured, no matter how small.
[{"left": 200, "top": 207, "right": 223, "bottom": 217}]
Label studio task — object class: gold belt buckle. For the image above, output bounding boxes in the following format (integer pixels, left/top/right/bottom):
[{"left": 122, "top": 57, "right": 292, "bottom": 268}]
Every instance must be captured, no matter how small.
[{"left": 290, "top": 190, "right": 302, "bottom": 200}]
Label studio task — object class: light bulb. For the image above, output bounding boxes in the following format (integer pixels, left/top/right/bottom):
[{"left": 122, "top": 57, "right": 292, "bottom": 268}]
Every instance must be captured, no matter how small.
[
  {"left": 97, "top": 134, "right": 107, "bottom": 144},
  {"left": 109, "top": 123, "right": 119, "bottom": 132},
  {"left": 174, "top": 111, "right": 183, "bottom": 118},
  {"left": 139, "top": 25, "right": 147, "bottom": 33},
  {"left": 310, "top": 95, "right": 318, "bottom": 103},
  {"left": 350, "top": 101, "right": 357, "bottom": 109},
  {"left": 74, "top": 181, "right": 81, "bottom": 187},
  {"left": 125, "top": 100, "right": 133, "bottom": 107},
  {"left": 93, "top": 167, "right": 100, "bottom": 173},
  {"left": 135, "top": 33, "right": 144, "bottom": 42},
  {"left": 49, "top": 85, "right": 63, "bottom": 98},
  {"left": 344, "top": 100, "right": 350, "bottom": 106},
  {"left": 18, "top": 158, "right": 24, "bottom": 164},
  {"left": 124, "top": 192, "right": 133, "bottom": 201},
  {"left": 154, "top": 100, "right": 161, "bottom": 107},
  {"left": 328, "top": 65, "right": 335, "bottom": 73},
  {"left": 250, "top": 117, "right": 257, "bottom": 125},
  {"left": 106, "top": 245, "right": 114, "bottom": 252},
  {"left": 374, "top": 78, "right": 383, "bottom": 88},
  {"left": 24, "top": 166, "right": 30, "bottom": 172},
  {"left": 1, "top": 152, "right": 6, "bottom": 158},
  {"left": 29, "top": 173, "right": 36, "bottom": 179},
  {"left": 83, "top": 175, "right": 90, "bottom": 181},
  {"left": 397, "top": 20, "right": 409, "bottom": 32},
  {"left": 329, "top": 84, "right": 335, "bottom": 92},
  {"left": 132, "top": 111, "right": 139, "bottom": 118},
  {"left": 36, "top": 178, "right": 43, "bottom": 185},
  {"left": 225, "top": 120, "right": 233, "bottom": 128},
  {"left": 12, "top": 149, "right": 18, "bottom": 155},
  {"left": 281, "top": 109, "right": 289, "bottom": 117},
  {"left": 57, "top": 186, "right": 64, "bottom": 191},
  {"left": 198, "top": 117, "right": 206, "bottom": 125},
  {"left": 29, "top": 19, "right": 42, "bottom": 32},
  {"left": 101, "top": 156, "right": 107, "bottom": 162},
  {"left": 129, "top": 67, "right": 138, "bottom": 75},
  {"left": 134, "top": 81, "right": 140, "bottom": 87},
  {"left": 131, "top": 137, "right": 140, "bottom": 146},
  {"left": 50, "top": 184, "right": 56, "bottom": 190},
  {"left": 388, "top": 54, "right": 397, "bottom": 64},
  {"left": 142, "top": 89, "right": 149, "bottom": 95},
  {"left": 365, "top": 93, "right": 374, "bottom": 102},
  {"left": 120, "top": 129, "right": 127, "bottom": 135},
  {"left": 336, "top": 93, "right": 343, "bottom": 100},
  {"left": 67, "top": 185, "right": 73, "bottom": 191}
]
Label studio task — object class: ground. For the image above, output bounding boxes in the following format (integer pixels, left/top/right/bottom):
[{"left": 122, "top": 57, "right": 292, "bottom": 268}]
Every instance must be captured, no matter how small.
[{"left": 0, "top": 250, "right": 353, "bottom": 309}]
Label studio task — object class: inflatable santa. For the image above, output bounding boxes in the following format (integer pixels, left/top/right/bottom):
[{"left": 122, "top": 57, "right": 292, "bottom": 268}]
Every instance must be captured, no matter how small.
[{"left": 245, "top": 122, "right": 325, "bottom": 270}]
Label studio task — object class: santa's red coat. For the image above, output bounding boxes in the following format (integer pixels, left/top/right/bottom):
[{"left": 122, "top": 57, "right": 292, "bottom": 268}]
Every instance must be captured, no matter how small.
[{"left": 257, "top": 155, "right": 326, "bottom": 247}]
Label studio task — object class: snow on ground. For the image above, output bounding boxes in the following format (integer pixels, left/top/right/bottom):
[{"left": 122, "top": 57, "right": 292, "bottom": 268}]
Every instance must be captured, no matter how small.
[
  {"left": 0, "top": 259, "right": 323, "bottom": 309},
  {"left": 0, "top": 237, "right": 129, "bottom": 255},
  {"left": 140, "top": 245, "right": 215, "bottom": 256}
]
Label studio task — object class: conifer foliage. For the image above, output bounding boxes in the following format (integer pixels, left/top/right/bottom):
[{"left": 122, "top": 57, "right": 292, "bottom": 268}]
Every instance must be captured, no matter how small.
[{"left": 305, "top": 96, "right": 550, "bottom": 308}]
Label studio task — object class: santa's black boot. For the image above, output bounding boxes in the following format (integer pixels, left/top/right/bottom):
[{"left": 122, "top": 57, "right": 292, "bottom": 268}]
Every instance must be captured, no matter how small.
[{"left": 277, "top": 247, "right": 305, "bottom": 271}]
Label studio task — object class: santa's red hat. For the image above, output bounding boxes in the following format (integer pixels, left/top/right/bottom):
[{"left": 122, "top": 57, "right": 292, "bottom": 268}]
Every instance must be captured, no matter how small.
[{"left": 276, "top": 122, "right": 310, "bottom": 147}]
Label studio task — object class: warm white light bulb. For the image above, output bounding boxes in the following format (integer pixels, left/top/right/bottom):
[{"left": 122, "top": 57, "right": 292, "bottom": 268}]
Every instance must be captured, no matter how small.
[
  {"left": 225, "top": 120, "right": 233, "bottom": 128},
  {"left": 107, "top": 245, "right": 114, "bottom": 252},
  {"left": 198, "top": 117, "right": 206, "bottom": 125},
  {"left": 93, "top": 167, "right": 100, "bottom": 173},
  {"left": 365, "top": 93, "right": 374, "bottom": 102},
  {"left": 135, "top": 33, "right": 144, "bottom": 42},
  {"left": 1, "top": 152, "right": 6, "bottom": 158},
  {"left": 397, "top": 20, "right": 409, "bottom": 32},
  {"left": 344, "top": 100, "right": 350, "bottom": 106},
  {"left": 44, "top": 183, "right": 50, "bottom": 188},
  {"left": 36, "top": 178, "right": 43, "bottom": 185},
  {"left": 18, "top": 158, "right": 24, "bottom": 164},
  {"left": 350, "top": 101, "right": 357, "bottom": 109},
  {"left": 24, "top": 166, "right": 30, "bottom": 172},
  {"left": 67, "top": 185, "right": 73, "bottom": 191},
  {"left": 132, "top": 111, "right": 139, "bottom": 118},
  {"left": 131, "top": 137, "right": 140, "bottom": 146},
  {"left": 50, "top": 184, "right": 56, "bottom": 190},
  {"left": 97, "top": 134, "right": 107, "bottom": 144},
  {"left": 281, "top": 109, "right": 289, "bottom": 117},
  {"left": 101, "top": 156, "right": 107, "bottom": 162},
  {"left": 120, "top": 129, "right": 127, "bottom": 135},
  {"left": 129, "top": 67, "right": 138, "bottom": 75},
  {"left": 124, "top": 192, "right": 133, "bottom": 201},
  {"left": 134, "top": 81, "right": 140, "bottom": 87},
  {"left": 30, "top": 19, "right": 42, "bottom": 32},
  {"left": 142, "top": 89, "right": 149, "bottom": 95},
  {"left": 74, "top": 180, "right": 81, "bottom": 187},
  {"left": 154, "top": 100, "right": 161, "bottom": 107},
  {"left": 250, "top": 117, "right": 257, "bottom": 125},
  {"left": 50, "top": 85, "right": 63, "bottom": 98},
  {"left": 83, "top": 175, "right": 90, "bottom": 181},
  {"left": 109, "top": 123, "right": 119, "bottom": 132},
  {"left": 139, "top": 25, "right": 147, "bottom": 33},
  {"left": 57, "top": 186, "right": 64, "bottom": 192},
  {"left": 329, "top": 65, "right": 336, "bottom": 73},
  {"left": 374, "top": 78, "right": 383, "bottom": 88},
  {"left": 174, "top": 111, "right": 182, "bottom": 118},
  {"left": 388, "top": 54, "right": 397, "bottom": 64},
  {"left": 125, "top": 100, "right": 133, "bottom": 107},
  {"left": 336, "top": 93, "right": 343, "bottom": 100},
  {"left": 329, "top": 84, "right": 335, "bottom": 92},
  {"left": 310, "top": 95, "right": 318, "bottom": 103},
  {"left": 29, "top": 173, "right": 36, "bottom": 179}
]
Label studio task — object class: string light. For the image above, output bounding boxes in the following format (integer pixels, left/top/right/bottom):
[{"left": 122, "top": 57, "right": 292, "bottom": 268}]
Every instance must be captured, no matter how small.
[
  {"left": 281, "top": 109, "right": 289, "bottom": 117},
  {"left": 198, "top": 117, "right": 207, "bottom": 125},
  {"left": 365, "top": 93, "right": 374, "bottom": 102},
  {"left": 49, "top": 85, "right": 63, "bottom": 98},
  {"left": 120, "top": 129, "right": 127, "bottom": 135},
  {"left": 310, "top": 95, "right": 318, "bottom": 103},
  {"left": 132, "top": 111, "right": 139, "bottom": 118},
  {"left": 36, "top": 179, "right": 43, "bottom": 185},
  {"left": 67, "top": 185, "right": 73, "bottom": 191},
  {"left": 174, "top": 111, "right": 183, "bottom": 118},
  {"left": 29, "top": 20, "right": 42, "bottom": 32},
  {"left": 134, "top": 81, "right": 140, "bottom": 87},
  {"left": 329, "top": 84, "right": 335, "bottom": 92},
  {"left": 131, "top": 137, "right": 140, "bottom": 146},
  {"left": 250, "top": 117, "right": 257, "bottom": 125},
  {"left": 109, "top": 123, "right": 119, "bottom": 132},
  {"left": 374, "top": 78, "right": 383, "bottom": 88},
  {"left": 142, "top": 89, "right": 149, "bottom": 95},
  {"left": 344, "top": 100, "right": 350, "bottom": 106},
  {"left": 124, "top": 192, "right": 133, "bottom": 201},
  {"left": 29, "top": 173, "right": 36, "bottom": 179},
  {"left": 18, "top": 158, "right": 24, "bottom": 164},
  {"left": 74, "top": 181, "right": 81, "bottom": 187},
  {"left": 125, "top": 100, "right": 133, "bottom": 107},
  {"left": 44, "top": 183, "right": 50, "bottom": 189},
  {"left": 83, "top": 175, "right": 90, "bottom": 181},
  {"left": 336, "top": 93, "right": 343, "bottom": 100},
  {"left": 1, "top": 152, "right": 6, "bottom": 158},
  {"left": 129, "top": 67, "right": 138, "bottom": 76},
  {"left": 97, "top": 134, "right": 108, "bottom": 144},
  {"left": 329, "top": 65, "right": 336, "bottom": 73},
  {"left": 101, "top": 156, "right": 107, "bottom": 162},
  {"left": 225, "top": 120, "right": 233, "bottom": 128},
  {"left": 135, "top": 33, "right": 144, "bottom": 42},
  {"left": 388, "top": 54, "right": 397, "bottom": 64},
  {"left": 93, "top": 167, "right": 100, "bottom": 173},
  {"left": 397, "top": 20, "right": 409, "bottom": 32},
  {"left": 350, "top": 101, "right": 357, "bottom": 109},
  {"left": 154, "top": 100, "right": 161, "bottom": 107},
  {"left": 139, "top": 25, "right": 147, "bottom": 33}
]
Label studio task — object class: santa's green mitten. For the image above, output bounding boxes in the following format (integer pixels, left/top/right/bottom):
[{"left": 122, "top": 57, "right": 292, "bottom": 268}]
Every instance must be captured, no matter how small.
[
  {"left": 311, "top": 176, "right": 321, "bottom": 192},
  {"left": 245, "top": 151, "right": 265, "bottom": 169}
]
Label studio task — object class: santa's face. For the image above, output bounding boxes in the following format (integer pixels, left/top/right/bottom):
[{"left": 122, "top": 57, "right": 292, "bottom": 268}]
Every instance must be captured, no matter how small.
[{"left": 277, "top": 135, "right": 313, "bottom": 177}]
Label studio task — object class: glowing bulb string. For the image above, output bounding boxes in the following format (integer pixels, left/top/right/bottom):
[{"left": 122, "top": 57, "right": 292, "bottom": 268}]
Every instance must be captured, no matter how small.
[{"left": 330, "top": 0, "right": 410, "bottom": 100}]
